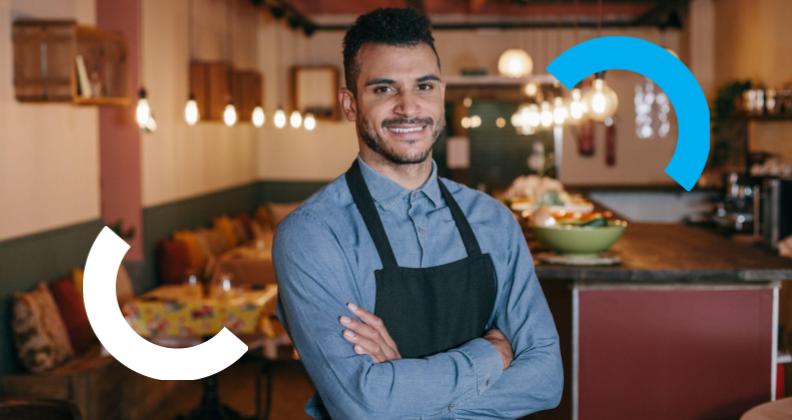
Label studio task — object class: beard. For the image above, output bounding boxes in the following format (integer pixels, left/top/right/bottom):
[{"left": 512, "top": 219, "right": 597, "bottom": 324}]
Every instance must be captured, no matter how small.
[{"left": 357, "top": 115, "right": 446, "bottom": 165}]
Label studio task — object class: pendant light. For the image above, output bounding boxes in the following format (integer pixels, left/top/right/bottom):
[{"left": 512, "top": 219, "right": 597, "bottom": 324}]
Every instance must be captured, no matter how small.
[
  {"left": 566, "top": 0, "right": 586, "bottom": 124},
  {"left": 135, "top": 87, "right": 151, "bottom": 128},
  {"left": 184, "top": 0, "right": 199, "bottom": 125},
  {"left": 539, "top": 101, "right": 554, "bottom": 128},
  {"left": 273, "top": 107, "right": 287, "bottom": 128},
  {"left": 581, "top": 0, "right": 618, "bottom": 122},
  {"left": 223, "top": 0, "right": 237, "bottom": 127},
  {"left": 272, "top": 22, "right": 287, "bottom": 129},
  {"left": 553, "top": 97, "right": 568, "bottom": 126},
  {"left": 584, "top": 74, "right": 618, "bottom": 122},
  {"left": 289, "top": 110, "right": 302, "bottom": 128},
  {"left": 134, "top": 0, "right": 155, "bottom": 132},
  {"left": 498, "top": 49, "right": 533, "bottom": 78},
  {"left": 499, "top": 27, "right": 533, "bottom": 78},
  {"left": 303, "top": 113, "right": 316, "bottom": 131},
  {"left": 252, "top": 105, "right": 265, "bottom": 127},
  {"left": 568, "top": 88, "right": 587, "bottom": 122}
]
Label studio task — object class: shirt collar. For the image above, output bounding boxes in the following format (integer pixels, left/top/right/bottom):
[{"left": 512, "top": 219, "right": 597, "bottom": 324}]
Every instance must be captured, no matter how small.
[{"left": 356, "top": 156, "right": 442, "bottom": 209}]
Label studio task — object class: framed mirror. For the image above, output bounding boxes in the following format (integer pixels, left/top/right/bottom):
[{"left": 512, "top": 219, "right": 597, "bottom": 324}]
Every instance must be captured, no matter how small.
[{"left": 291, "top": 65, "right": 339, "bottom": 120}]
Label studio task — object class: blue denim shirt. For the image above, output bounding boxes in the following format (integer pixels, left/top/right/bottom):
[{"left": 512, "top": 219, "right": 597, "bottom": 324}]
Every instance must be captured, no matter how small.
[{"left": 273, "top": 157, "right": 563, "bottom": 419}]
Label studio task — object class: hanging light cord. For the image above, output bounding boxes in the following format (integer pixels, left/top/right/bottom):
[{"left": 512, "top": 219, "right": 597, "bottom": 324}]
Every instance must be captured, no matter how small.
[
  {"left": 188, "top": 0, "right": 193, "bottom": 61},
  {"left": 226, "top": 0, "right": 233, "bottom": 102}
]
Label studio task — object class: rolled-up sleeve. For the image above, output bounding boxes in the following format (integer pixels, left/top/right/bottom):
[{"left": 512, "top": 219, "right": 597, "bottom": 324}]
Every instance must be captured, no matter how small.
[
  {"left": 273, "top": 210, "right": 505, "bottom": 419},
  {"left": 455, "top": 213, "right": 564, "bottom": 419}
]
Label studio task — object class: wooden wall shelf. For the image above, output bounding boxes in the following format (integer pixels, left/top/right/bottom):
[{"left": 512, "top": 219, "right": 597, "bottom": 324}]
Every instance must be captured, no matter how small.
[
  {"left": 12, "top": 20, "right": 128, "bottom": 106},
  {"left": 190, "top": 60, "right": 262, "bottom": 123}
]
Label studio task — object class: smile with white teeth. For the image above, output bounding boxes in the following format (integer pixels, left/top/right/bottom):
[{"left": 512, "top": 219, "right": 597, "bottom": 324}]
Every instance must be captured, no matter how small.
[{"left": 387, "top": 126, "right": 424, "bottom": 134}]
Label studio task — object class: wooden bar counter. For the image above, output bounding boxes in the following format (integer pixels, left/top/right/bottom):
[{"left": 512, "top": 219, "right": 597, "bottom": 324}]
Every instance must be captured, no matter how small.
[{"left": 531, "top": 223, "right": 792, "bottom": 420}]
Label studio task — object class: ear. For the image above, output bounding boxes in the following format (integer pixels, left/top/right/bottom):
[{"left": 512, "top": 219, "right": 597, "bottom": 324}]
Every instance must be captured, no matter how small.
[{"left": 339, "top": 88, "right": 357, "bottom": 122}]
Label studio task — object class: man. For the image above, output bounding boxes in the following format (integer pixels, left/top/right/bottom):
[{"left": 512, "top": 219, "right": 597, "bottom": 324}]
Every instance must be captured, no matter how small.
[{"left": 274, "top": 8, "right": 562, "bottom": 419}]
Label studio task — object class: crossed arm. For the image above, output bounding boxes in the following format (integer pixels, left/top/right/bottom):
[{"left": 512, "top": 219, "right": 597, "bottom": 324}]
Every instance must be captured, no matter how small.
[{"left": 273, "top": 209, "right": 562, "bottom": 419}]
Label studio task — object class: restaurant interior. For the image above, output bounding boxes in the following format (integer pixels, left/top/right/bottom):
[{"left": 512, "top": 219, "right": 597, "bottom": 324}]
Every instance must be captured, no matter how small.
[{"left": 1, "top": 0, "right": 791, "bottom": 419}]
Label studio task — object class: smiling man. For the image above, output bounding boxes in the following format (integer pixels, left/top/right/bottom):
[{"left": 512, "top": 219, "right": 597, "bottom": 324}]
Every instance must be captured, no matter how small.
[{"left": 273, "top": 8, "right": 562, "bottom": 419}]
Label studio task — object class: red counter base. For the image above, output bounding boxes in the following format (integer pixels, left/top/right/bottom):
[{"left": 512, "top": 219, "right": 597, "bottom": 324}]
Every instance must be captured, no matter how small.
[{"left": 575, "top": 285, "right": 776, "bottom": 420}]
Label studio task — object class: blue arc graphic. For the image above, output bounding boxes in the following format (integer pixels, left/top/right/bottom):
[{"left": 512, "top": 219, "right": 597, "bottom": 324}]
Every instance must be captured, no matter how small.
[{"left": 547, "top": 36, "right": 710, "bottom": 191}]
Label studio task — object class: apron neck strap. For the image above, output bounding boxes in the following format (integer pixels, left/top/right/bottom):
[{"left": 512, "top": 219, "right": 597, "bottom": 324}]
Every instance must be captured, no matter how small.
[
  {"left": 346, "top": 161, "right": 399, "bottom": 268},
  {"left": 437, "top": 180, "right": 483, "bottom": 257},
  {"left": 345, "top": 160, "right": 484, "bottom": 268}
]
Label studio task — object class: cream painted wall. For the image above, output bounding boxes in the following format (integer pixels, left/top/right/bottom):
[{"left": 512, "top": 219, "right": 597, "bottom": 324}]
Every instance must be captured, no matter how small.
[
  {"left": 255, "top": 23, "right": 686, "bottom": 185},
  {"left": 715, "top": 0, "right": 792, "bottom": 161},
  {"left": 0, "top": 0, "right": 100, "bottom": 241},
  {"left": 255, "top": 21, "right": 358, "bottom": 181},
  {"left": 141, "top": 0, "right": 259, "bottom": 207}
]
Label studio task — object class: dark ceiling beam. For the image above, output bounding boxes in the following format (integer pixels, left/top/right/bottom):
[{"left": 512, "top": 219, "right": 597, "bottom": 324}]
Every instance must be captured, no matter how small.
[
  {"left": 313, "top": 18, "right": 680, "bottom": 32},
  {"left": 250, "top": 0, "right": 319, "bottom": 36},
  {"left": 632, "top": 0, "right": 687, "bottom": 28}
]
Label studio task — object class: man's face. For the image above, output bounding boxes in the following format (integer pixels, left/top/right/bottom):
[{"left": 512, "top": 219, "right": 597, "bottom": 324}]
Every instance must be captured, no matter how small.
[{"left": 340, "top": 43, "right": 446, "bottom": 165}]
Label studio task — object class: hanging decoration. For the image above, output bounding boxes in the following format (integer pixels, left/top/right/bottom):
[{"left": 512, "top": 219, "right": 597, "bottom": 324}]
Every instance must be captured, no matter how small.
[{"left": 634, "top": 78, "right": 671, "bottom": 139}]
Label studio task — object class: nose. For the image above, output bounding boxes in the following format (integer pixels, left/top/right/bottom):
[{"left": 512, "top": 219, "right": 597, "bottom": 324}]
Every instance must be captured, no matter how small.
[{"left": 393, "top": 90, "right": 421, "bottom": 117}]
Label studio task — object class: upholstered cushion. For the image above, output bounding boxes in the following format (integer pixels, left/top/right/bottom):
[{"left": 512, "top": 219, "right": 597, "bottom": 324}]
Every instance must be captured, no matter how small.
[
  {"left": 236, "top": 212, "right": 255, "bottom": 240},
  {"left": 116, "top": 264, "right": 135, "bottom": 304},
  {"left": 255, "top": 205, "right": 275, "bottom": 230},
  {"left": 192, "top": 229, "right": 214, "bottom": 258},
  {"left": 268, "top": 202, "right": 301, "bottom": 226},
  {"left": 49, "top": 276, "right": 95, "bottom": 354},
  {"left": 214, "top": 216, "right": 238, "bottom": 249},
  {"left": 173, "top": 230, "right": 206, "bottom": 271},
  {"left": 158, "top": 238, "right": 191, "bottom": 284},
  {"left": 72, "top": 266, "right": 134, "bottom": 304},
  {"left": 12, "top": 284, "right": 74, "bottom": 372},
  {"left": 207, "top": 228, "right": 231, "bottom": 255},
  {"left": 71, "top": 268, "right": 84, "bottom": 296},
  {"left": 231, "top": 217, "right": 249, "bottom": 244}
]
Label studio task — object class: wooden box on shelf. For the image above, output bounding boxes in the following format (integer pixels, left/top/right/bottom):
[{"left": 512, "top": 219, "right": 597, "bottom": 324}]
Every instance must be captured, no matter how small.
[
  {"left": 231, "top": 70, "right": 263, "bottom": 122},
  {"left": 12, "top": 19, "right": 128, "bottom": 105},
  {"left": 190, "top": 61, "right": 230, "bottom": 121},
  {"left": 190, "top": 61, "right": 262, "bottom": 123}
]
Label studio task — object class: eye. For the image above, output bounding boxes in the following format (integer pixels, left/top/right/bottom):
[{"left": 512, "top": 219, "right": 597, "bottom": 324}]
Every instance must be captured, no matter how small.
[
  {"left": 373, "top": 86, "right": 393, "bottom": 94},
  {"left": 417, "top": 83, "right": 434, "bottom": 91}
]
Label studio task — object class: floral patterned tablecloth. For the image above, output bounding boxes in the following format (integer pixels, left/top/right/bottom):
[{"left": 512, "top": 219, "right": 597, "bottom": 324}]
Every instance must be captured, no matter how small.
[{"left": 122, "top": 284, "right": 278, "bottom": 338}]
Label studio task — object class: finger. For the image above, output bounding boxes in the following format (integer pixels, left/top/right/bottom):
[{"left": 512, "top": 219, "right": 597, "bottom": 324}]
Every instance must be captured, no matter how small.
[
  {"left": 343, "top": 330, "right": 384, "bottom": 362},
  {"left": 340, "top": 316, "right": 399, "bottom": 360},
  {"left": 340, "top": 316, "right": 381, "bottom": 341},
  {"left": 347, "top": 304, "right": 399, "bottom": 351},
  {"left": 347, "top": 303, "right": 384, "bottom": 329}
]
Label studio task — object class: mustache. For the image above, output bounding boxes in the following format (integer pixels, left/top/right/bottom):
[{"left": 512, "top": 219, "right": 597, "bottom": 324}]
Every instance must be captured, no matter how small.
[{"left": 382, "top": 117, "right": 433, "bottom": 128}]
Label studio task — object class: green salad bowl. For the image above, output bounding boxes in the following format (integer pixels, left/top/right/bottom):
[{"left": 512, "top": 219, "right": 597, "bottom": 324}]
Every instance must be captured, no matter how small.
[{"left": 532, "top": 221, "right": 627, "bottom": 255}]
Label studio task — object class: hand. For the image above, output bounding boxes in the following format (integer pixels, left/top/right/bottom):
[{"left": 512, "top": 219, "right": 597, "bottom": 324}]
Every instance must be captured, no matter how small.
[
  {"left": 339, "top": 303, "right": 401, "bottom": 363},
  {"left": 484, "top": 329, "right": 513, "bottom": 369}
]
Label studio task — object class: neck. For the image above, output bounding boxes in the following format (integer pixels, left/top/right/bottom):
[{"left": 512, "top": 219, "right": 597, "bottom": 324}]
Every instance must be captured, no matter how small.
[{"left": 359, "top": 148, "right": 433, "bottom": 190}]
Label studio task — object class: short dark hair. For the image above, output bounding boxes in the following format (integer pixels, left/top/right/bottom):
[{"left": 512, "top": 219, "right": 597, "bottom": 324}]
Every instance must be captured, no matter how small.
[{"left": 342, "top": 8, "right": 439, "bottom": 93}]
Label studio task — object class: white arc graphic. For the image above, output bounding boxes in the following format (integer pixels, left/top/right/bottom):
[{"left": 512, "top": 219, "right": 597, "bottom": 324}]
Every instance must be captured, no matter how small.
[{"left": 83, "top": 227, "right": 247, "bottom": 380}]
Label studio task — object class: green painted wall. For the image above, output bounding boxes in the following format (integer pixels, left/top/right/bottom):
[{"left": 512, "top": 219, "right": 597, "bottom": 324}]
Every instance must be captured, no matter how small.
[
  {"left": 0, "top": 219, "right": 104, "bottom": 374},
  {"left": 0, "top": 179, "right": 330, "bottom": 374}
]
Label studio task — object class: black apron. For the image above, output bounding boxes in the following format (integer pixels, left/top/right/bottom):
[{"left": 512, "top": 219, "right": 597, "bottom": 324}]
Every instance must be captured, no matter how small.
[{"left": 346, "top": 161, "right": 497, "bottom": 358}]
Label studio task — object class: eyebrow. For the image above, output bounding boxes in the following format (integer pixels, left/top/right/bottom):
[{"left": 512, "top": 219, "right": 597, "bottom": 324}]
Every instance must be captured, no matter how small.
[{"left": 364, "top": 74, "right": 441, "bottom": 87}]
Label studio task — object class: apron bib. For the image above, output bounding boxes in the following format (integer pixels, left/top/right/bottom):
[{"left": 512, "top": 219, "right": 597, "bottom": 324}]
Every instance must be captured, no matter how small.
[{"left": 346, "top": 161, "right": 497, "bottom": 358}]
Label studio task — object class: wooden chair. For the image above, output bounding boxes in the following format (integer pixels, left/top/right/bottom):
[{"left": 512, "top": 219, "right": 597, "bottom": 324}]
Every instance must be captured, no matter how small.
[{"left": 252, "top": 317, "right": 297, "bottom": 420}]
